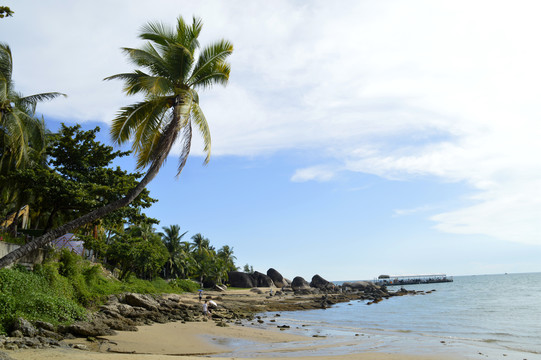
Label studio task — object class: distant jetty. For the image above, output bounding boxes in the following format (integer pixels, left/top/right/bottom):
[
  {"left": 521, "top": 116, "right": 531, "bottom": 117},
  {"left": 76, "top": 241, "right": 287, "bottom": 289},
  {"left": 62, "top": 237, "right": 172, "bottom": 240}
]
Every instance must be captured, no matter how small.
[{"left": 373, "top": 273, "right": 453, "bottom": 286}]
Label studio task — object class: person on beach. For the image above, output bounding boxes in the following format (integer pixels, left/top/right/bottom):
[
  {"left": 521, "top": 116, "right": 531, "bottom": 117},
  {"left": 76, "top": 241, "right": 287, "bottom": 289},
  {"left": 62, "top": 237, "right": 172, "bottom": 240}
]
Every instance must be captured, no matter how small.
[
  {"left": 198, "top": 290, "right": 203, "bottom": 302},
  {"left": 202, "top": 300, "right": 211, "bottom": 319}
]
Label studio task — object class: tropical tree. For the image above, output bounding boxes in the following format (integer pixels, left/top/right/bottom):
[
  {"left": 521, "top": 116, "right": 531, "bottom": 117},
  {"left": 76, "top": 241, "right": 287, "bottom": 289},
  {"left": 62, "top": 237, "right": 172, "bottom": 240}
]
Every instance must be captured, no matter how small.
[
  {"left": 218, "top": 245, "right": 237, "bottom": 272},
  {"left": 107, "top": 223, "right": 168, "bottom": 280},
  {"left": 160, "top": 224, "right": 188, "bottom": 278},
  {"left": 1, "top": 124, "right": 157, "bottom": 231},
  {"left": 0, "top": 43, "right": 65, "bottom": 170},
  {"left": 0, "top": 16, "right": 233, "bottom": 268}
]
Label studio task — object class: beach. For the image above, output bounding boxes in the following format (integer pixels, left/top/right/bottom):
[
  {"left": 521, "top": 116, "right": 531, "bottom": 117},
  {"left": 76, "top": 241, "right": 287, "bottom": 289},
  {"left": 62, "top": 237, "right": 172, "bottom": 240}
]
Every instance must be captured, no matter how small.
[
  {"left": 3, "top": 288, "right": 462, "bottom": 360},
  {"left": 6, "top": 320, "right": 459, "bottom": 360}
]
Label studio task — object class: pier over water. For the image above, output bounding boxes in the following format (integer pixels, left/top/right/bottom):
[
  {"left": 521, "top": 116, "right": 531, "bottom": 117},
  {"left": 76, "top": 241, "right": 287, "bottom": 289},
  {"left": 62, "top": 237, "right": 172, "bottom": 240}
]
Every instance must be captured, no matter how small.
[{"left": 373, "top": 273, "right": 453, "bottom": 286}]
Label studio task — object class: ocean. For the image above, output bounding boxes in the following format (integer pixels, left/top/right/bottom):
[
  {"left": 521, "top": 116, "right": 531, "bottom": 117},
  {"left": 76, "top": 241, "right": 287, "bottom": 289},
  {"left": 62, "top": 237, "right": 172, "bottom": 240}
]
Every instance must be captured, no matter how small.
[{"left": 214, "top": 272, "right": 541, "bottom": 359}]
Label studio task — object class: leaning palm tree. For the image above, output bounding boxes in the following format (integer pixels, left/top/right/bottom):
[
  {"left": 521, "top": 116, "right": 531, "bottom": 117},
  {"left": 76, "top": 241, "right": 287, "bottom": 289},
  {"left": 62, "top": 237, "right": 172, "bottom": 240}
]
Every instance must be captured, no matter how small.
[{"left": 0, "top": 16, "right": 233, "bottom": 268}]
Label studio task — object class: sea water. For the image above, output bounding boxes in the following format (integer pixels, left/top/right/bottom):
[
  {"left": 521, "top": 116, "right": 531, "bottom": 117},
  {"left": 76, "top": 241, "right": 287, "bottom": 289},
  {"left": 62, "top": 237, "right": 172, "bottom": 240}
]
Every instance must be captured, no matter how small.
[{"left": 214, "top": 273, "right": 541, "bottom": 359}]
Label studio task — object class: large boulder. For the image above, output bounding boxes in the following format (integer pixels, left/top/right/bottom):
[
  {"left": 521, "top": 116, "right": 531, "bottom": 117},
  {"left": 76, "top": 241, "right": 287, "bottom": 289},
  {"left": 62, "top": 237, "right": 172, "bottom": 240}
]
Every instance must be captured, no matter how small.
[
  {"left": 12, "top": 317, "right": 37, "bottom": 337},
  {"left": 267, "top": 268, "right": 287, "bottom": 288},
  {"left": 252, "top": 271, "right": 274, "bottom": 287},
  {"left": 310, "top": 274, "right": 335, "bottom": 291},
  {"left": 66, "top": 321, "right": 116, "bottom": 337},
  {"left": 291, "top": 276, "right": 311, "bottom": 291},
  {"left": 228, "top": 271, "right": 255, "bottom": 288},
  {"left": 124, "top": 293, "right": 159, "bottom": 311}
]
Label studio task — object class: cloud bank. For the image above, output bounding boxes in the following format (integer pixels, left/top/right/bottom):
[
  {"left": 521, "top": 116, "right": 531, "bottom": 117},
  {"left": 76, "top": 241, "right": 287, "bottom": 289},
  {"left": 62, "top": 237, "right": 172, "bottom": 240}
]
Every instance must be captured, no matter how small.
[{"left": 3, "top": 0, "right": 541, "bottom": 244}]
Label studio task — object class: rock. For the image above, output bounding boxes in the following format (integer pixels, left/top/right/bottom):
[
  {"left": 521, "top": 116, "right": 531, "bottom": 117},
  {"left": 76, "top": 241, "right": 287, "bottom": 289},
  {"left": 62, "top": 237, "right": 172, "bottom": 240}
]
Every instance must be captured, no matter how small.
[
  {"left": 310, "top": 275, "right": 335, "bottom": 291},
  {"left": 67, "top": 322, "right": 116, "bottom": 337},
  {"left": 341, "top": 281, "right": 373, "bottom": 290},
  {"left": 102, "top": 318, "right": 137, "bottom": 332},
  {"left": 228, "top": 271, "right": 255, "bottom": 288},
  {"left": 12, "top": 318, "right": 37, "bottom": 337},
  {"left": 33, "top": 321, "right": 55, "bottom": 332},
  {"left": 214, "top": 284, "right": 227, "bottom": 292},
  {"left": 291, "top": 276, "right": 311, "bottom": 291},
  {"left": 9, "top": 330, "right": 23, "bottom": 338},
  {"left": 252, "top": 271, "right": 274, "bottom": 287},
  {"left": 267, "top": 268, "right": 287, "bottom": 288},
  {"left": 38, "top": 329, "right": 63, "bottom": 341},
  {"left": 250, "top": 288, "right": 263, "bottom": 294},
  {"left": 72, "top": 344, "right": 88, "bottom": 350},
  {"left": 124, "top": 293, "right": 159, "bottom": 311}
]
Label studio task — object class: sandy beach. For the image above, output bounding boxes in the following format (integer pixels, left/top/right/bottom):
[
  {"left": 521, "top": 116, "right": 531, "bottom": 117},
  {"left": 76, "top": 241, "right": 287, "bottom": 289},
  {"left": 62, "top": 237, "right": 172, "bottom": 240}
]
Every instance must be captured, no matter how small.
[{"left": 4, "top": 289, "right": 462, "bottom": 360}]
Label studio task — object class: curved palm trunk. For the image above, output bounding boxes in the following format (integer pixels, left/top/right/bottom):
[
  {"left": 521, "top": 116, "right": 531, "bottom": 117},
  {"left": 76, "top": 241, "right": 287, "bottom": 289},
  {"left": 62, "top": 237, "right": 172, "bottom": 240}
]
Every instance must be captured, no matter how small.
[{"left": 0, "top": 113, "right": 182, "bottom": 269}]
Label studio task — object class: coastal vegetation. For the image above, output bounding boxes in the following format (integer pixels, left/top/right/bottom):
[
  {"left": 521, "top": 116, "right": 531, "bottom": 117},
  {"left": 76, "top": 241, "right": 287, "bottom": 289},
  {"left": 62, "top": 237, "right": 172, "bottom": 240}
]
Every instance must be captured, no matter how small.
[
  {"left": 0, "top": 15, "right": 238, "bottom": 336},
  {"left": 0, "top": 15, "right": 233, "bottom": 268},
  {"left": 0, "top": 249, "right": 202, "bottom": 335}
]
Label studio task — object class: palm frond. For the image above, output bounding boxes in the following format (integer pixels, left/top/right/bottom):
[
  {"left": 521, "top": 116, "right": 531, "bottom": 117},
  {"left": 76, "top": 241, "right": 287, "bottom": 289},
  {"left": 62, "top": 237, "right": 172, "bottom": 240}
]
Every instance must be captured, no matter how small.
[
  {"left": 176, "top": 121, "right": 192, "bottom": 176},
  {"left": 18, "top": 92, "right": 66, "bottom": 113},
  {"left": 110, "top": 98, "right": 169, "bottom": 145},
  {"left": 140, "top": 21, "right": 175, "bottom": 47},
  {"left": 0, "top": 43, "right": 12, "bottom": 82},
  {"left": 190, "top": 99, "right": 211, "bottom": 164},
  {"left": 187, "top": 40, "right": 233, "bottom": 88},
  {"left": 190, "top": 62, "right": 231, "bottom": 90}
]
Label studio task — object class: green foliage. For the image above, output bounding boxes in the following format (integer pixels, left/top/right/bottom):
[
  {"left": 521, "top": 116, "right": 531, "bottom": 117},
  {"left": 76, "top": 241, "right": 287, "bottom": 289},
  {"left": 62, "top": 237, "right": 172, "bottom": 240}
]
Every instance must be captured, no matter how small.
[
  {"left": 169, "top": 278, "right": 199, "bottom": 293},
  {"left": 106, "top": 15, "right": 233, "bottom": 175},
  {"left": 0, "top": 6, "right": 13, "bottom": 18},
  {"left": 1, "top": 124, "right": 158, "bottom": 231},
  {"left": 0, "top": 248, "right": 201, "bottom": 335},
  {"left": 243, "top": 264, "right": 254, "bottom": 274},
  {"left": 107, "top": 224, "right": 168, "bottom": 280},
  {"left": 0, "top": 231, "right": 25, "bottom": 245},
  {"left": 0, "top": 266, "right": 86, "bottom": 334}
]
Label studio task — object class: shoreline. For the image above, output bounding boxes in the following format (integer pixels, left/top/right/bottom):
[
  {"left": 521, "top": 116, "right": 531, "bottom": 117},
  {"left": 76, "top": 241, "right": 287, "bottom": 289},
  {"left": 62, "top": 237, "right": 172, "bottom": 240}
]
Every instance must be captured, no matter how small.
[{"left": 3, "top": 288, "right": 462, "bottom": 360}]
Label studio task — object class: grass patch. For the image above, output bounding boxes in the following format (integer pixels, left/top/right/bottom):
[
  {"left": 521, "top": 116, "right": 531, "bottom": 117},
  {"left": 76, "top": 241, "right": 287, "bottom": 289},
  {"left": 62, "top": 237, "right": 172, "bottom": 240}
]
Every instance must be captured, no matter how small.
[{"left": 0, "top": 249, "right": 198, "bottom": 335}]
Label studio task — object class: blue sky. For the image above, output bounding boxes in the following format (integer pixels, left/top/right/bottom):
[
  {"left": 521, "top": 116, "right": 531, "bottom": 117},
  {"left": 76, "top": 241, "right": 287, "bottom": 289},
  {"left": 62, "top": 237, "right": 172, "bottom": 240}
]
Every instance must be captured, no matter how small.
[{"left": 3, "top": 1, "right": 541, "bottom": 280}]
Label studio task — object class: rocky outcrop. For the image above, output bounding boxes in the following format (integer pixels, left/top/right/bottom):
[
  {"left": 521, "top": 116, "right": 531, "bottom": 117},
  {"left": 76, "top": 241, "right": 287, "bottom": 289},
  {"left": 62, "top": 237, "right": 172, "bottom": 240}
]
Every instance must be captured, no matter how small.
[
  {"left": 267, "top": 268, "right": 287, "bottom": 288},
  {"left": 123, "top": 293, "right": 160, "bottom": 312},
  {"left": 252, "top": 271, "right": 274, "bottom": 287},
  {"left": 0, "top": 292, "right": 238, "bottom": 351},
  {"left": 291, "top": 276, "right": 311, "bottom": 291},
  {"left": 228, "top": 271, "right": 274, "bottom": 288},
  {"left": 12, "top": 318, "right": 37, "bottom": 338},
  {"left": 310, "top": 274, "right": 335, "bottom": 291},
  {"left": 228, "top": 271, "right": 255, "bottom": 288},
  {"left": 342, "top": 281, "right": 389, "bottom": 298}
]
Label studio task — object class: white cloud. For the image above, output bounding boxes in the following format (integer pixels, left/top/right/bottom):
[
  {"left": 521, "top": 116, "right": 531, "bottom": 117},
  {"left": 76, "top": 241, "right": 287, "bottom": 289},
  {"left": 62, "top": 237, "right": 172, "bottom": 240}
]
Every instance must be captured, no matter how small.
[
  {"left": 291, "top": 166, "right": 336, "bottom": 183},
  {"left": 3, "top": 0, "right": 541, "bottom": 245}
]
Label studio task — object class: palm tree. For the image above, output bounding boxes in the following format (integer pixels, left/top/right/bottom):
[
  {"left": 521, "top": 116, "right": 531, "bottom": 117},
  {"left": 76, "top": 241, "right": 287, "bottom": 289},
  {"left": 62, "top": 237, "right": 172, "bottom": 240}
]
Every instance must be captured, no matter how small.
[
  {"left": 0, "top": 16, "right": 233, "bottom": 268},
  {"left": 218, "top": 245, "right": 237, "bottom": 272},
  {"left": 160, "top": 224, "right": 188, "bottom": 278},
  {"left": 191, "top": 233, "right": 211, "bottom": 254},
  {"left": 0, "top": 43, "right": 65, "bottom": 170},
  {"left": 1, "top": 43, "right": 63, "bottom": 236}
]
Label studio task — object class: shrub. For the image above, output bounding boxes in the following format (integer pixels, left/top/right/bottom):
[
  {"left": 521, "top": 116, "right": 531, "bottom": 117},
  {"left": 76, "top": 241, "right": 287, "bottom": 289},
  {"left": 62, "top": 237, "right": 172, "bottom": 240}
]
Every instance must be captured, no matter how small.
[
  {"left": 0, "top": 267, "right": 86, "bottom": 334},
  {"left": 169, "top": 278, "right": 199, "bottom": 293}
]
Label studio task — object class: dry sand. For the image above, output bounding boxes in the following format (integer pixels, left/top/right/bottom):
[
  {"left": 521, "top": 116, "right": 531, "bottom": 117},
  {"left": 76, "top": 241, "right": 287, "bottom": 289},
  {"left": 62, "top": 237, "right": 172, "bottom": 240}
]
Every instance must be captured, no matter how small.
[{"left": 4, "top": 289, "right": 463, "bottom": 360}]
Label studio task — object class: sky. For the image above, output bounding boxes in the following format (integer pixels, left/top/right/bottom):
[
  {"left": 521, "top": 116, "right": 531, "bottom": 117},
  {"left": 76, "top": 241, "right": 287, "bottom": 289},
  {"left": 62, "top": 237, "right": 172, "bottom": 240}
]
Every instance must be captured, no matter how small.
[{"left": 2, "top": 0, "right": 541, "bottom": 281}]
